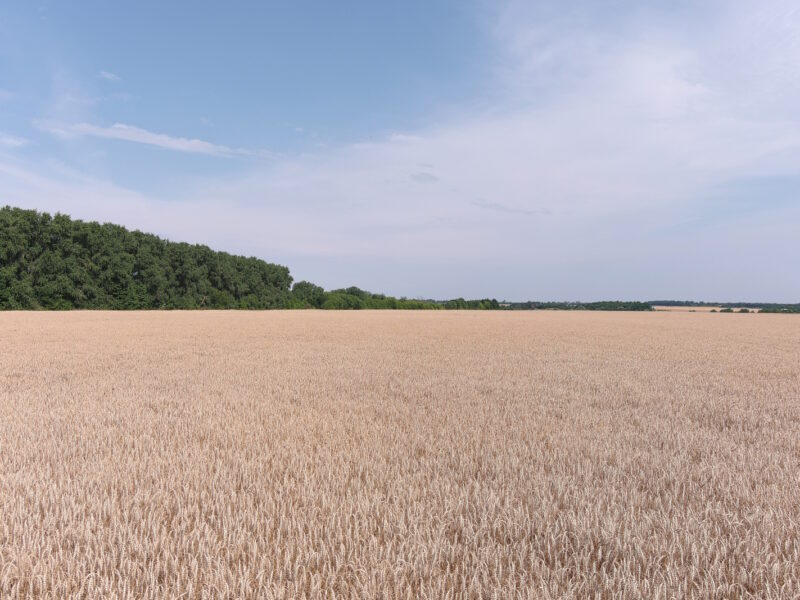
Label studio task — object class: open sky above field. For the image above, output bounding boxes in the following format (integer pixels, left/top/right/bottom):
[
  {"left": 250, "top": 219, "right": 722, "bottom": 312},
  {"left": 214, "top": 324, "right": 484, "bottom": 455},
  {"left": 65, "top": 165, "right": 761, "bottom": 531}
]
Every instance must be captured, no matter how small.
[{"left": 1, "top": 1, "right": 799, "bottom": 301}]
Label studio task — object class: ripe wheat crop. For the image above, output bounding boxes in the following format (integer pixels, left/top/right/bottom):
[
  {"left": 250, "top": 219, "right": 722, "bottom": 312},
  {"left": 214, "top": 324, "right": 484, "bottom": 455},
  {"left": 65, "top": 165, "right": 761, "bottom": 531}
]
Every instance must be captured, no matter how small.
[{"left": 1, "top": 311, "right": 799, "bottom": 599}]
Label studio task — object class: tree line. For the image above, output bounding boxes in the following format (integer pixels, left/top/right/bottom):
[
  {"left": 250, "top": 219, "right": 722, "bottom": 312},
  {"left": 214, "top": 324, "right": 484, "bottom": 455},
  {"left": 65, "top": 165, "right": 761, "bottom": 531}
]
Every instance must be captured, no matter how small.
[
  {"left": 504, "top": 301, "right": 652, "bottom": 311},
  {"left": 7, "top": 206, "right": 789, "bottom": 312},
  {"left": 1, "top": 207, "right": 499, "bottom": 310},
  {"left": 651, "top": 300, "right": 800, "bottom": 312},
  {"left": 286, "top": 286, "right": 508, "bottom": 310}
]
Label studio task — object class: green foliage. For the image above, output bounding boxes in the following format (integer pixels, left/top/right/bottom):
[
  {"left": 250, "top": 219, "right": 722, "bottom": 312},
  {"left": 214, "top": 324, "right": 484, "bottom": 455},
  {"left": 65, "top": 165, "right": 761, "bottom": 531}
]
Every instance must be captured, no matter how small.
[
  {"left": 652, "top": 300, "right": 799, "bottom": 312},
  {"left": 506, "top": 301, "right": 652, "bottom": 311},
  {"left": 322, "top": 292, "right": 365, "bottom": 310},
  {"left": 720, "top": 308, "right": 734, "bottom": 313},
  {"left": 290, "top": 281, "right": 326, "bottom": 308},
  {"left": 317, "top": 287, "right": 442, "bottom": 310},
  {"left": 759, "top": 306, "right": 800, "bottom": 313},
  {"left": 443, "top": 298, "right": 500, "bottom": 310},
  {"left": 0, "top": 206, "right": 292, "bottom": 310}
]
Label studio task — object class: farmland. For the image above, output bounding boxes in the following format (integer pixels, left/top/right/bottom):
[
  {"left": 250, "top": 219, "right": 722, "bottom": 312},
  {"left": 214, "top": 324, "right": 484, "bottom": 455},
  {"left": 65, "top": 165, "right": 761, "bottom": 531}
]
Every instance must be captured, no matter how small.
[
  {"left": 652, "top": 306, "right": 759, "bottom": 313},
  {"left": 652, "top": 305, "right": 724, "bottom": 312},
  {"left": 1, "top": 311, "right": 799, "bottom": 598}
]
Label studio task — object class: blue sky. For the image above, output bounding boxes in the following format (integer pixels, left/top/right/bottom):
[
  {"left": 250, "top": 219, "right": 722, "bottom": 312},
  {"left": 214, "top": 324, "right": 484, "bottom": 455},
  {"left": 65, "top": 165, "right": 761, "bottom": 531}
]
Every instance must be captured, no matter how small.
[{"left": 1, "top": 1, "right": 799, "bottom": 301}]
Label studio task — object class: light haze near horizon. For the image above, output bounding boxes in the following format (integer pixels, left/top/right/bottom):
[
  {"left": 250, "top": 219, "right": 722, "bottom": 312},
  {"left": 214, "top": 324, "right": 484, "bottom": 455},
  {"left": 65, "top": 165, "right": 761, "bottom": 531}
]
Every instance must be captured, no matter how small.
[{"left": 1, "top": 1, "right": 798, "bottom": 302}]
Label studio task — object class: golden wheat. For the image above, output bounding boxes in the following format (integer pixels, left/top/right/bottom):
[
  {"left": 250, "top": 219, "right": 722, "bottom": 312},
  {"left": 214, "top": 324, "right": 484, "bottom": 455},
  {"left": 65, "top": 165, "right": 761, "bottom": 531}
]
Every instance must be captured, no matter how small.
[{"left": 1, "top": 311, "right": 799, "bottom": 599}]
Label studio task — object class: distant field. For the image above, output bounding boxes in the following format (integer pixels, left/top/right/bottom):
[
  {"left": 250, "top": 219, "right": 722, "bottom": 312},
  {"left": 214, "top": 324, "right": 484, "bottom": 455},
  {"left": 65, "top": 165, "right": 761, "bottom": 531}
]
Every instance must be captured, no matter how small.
[
  {"left": 2, "top": 311, "right": 799, "bottom": 599},
  {"left": 652, "top": 305, "right": 761, "bottom": 312},
  {"left": 653, "top": 305, "right": 720, "bottom": 312}
]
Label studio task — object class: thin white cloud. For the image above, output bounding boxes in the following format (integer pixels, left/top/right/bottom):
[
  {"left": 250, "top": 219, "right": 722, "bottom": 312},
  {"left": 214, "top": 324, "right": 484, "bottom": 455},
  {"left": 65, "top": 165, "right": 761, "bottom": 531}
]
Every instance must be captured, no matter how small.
[
  {"left": 0, "top": 133, "right": 28, "bottom": 148},
  {"left": 387, "top": 133, "right": 421, "bottom": 143},
  {"left": 99, "top": 71, "right": 121, "bottom": 82},
  {"left": 37, "top": 120, "right": 257, "bottom": 157},
  {"left": 409, "top": 171, "right": 439, "bottom": 183},
  {"left": 472, "top": 198, "right": 548, "bottom": 216}
]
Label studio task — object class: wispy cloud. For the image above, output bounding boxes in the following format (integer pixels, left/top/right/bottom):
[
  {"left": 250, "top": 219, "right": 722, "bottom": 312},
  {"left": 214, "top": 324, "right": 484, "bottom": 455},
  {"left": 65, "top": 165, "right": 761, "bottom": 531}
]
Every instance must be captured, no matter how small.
[
  {"left": 410, "top": 172, "right": 439, "bottom": 183},
  {"left": 388, "top": 133, "right": 422, "bottom": 143},
  {"left": 472, "top": 198, "right": 548, "bottom": 216},
  {"left": 37, "top": 121, "right": 257, "bottom": 157},
  {"left": 99, "top": 71, "right": 121, "bottom": 82},
  {"left": 0, "top": 133, "right": 28, "bottom": 148}
]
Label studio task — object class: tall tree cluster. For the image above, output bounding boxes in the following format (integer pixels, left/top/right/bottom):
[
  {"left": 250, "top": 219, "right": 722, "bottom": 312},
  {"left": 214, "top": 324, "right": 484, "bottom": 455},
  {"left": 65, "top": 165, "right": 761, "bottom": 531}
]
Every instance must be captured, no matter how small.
[{"left": 0, "top": 206, "right": 292, "bottom": 309}]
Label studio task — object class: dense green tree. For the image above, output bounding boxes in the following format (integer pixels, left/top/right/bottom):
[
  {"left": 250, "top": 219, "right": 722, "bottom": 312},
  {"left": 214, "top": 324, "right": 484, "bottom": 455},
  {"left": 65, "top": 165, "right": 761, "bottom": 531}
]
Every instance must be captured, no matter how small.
[
  {"left": 322, "top": 292, "right": 365, "bottom": 310},
  {"left": 760, "top": 306, "right": 800, "bottom": 313},
  {"left": 0, "top": 206, "right": 291, "bottom": 309},
  {"left": 290, "top": 281, "right": 326, "bottom": 308}
]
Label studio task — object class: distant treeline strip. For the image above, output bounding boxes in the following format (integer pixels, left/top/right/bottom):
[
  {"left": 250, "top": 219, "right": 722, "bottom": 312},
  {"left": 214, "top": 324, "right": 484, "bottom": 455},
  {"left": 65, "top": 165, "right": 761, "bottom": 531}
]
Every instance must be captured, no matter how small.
[
  {"left": 1, "top": 207, "right": 793, "bottom": 311},
  {"left": 502, "top": 301, "right": 653, "bottom": 311},
  {"left": 650, "top": 300, "right": 800, "bottom": 313}
]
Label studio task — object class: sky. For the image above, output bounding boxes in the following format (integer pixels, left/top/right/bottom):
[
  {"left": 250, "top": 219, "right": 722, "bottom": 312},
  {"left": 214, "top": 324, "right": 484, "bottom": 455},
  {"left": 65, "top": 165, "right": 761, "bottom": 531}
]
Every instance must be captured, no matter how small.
[{"left": 1, "top": 1, "right": 799, "bottom": 302}]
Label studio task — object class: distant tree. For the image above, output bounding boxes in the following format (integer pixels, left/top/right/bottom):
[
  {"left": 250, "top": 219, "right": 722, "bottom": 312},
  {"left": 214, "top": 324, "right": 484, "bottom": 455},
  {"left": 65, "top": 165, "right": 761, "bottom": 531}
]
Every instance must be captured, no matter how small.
[
  {"left": 322, "top": 293, "right": 364, "bottom": 310},
  {"left": 291, "top": 281, "right": 326, "bottom": 308}
]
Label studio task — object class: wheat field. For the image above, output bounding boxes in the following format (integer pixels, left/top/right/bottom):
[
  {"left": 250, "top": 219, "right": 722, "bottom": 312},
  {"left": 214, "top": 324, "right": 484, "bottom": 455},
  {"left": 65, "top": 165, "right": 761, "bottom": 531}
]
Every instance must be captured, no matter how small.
[{"left": 1, "top": 311, "right": 799, "bottom": 599}]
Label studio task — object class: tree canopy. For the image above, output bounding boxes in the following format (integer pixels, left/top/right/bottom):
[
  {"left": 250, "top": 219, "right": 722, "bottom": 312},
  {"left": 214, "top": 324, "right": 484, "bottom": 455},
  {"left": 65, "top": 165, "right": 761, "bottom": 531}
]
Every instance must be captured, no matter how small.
[{"left": 0, "top": 206, "right": 292, "bottom": 309}]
